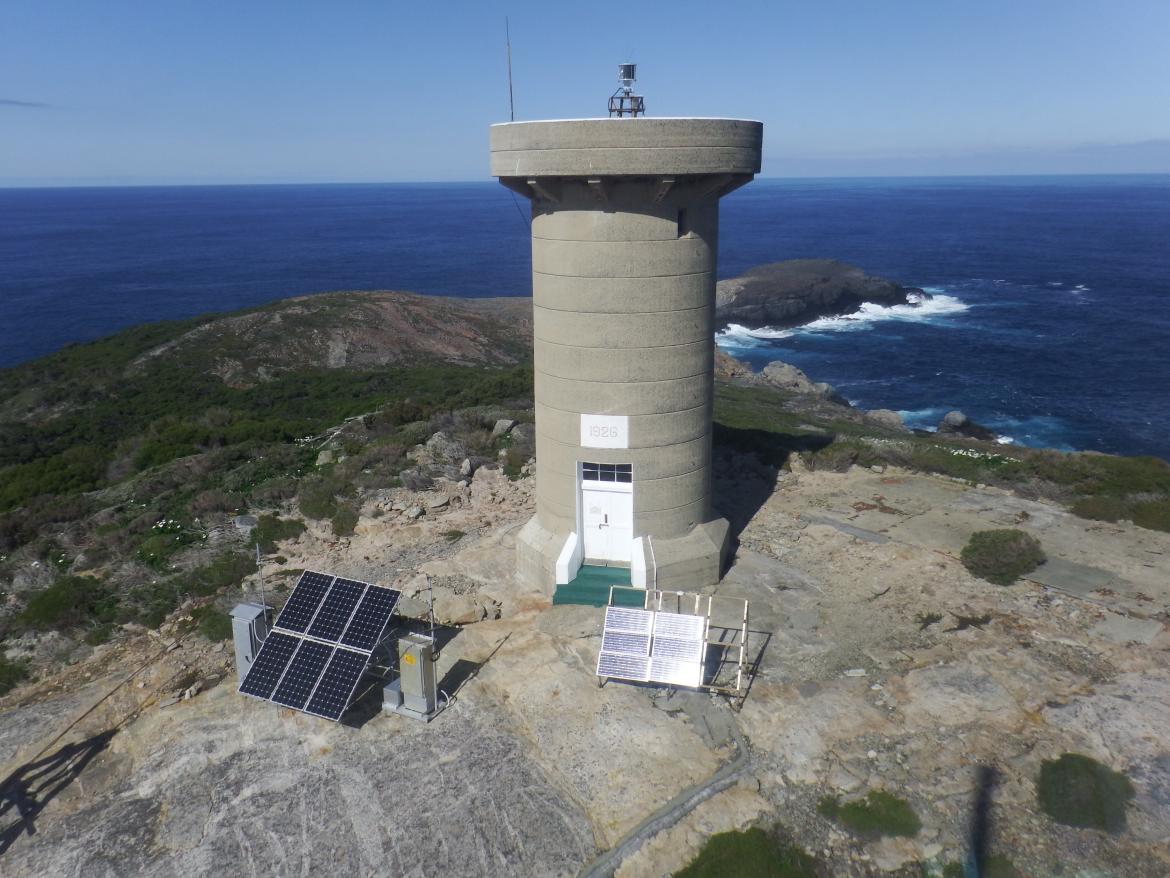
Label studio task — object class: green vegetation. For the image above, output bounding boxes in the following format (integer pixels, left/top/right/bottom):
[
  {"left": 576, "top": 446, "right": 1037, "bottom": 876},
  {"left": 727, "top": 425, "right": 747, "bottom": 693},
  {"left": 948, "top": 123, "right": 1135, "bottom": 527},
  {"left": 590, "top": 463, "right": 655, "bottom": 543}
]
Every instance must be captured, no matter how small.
[
  {"left": 0, "top": 654, "right": 29, "bottom": 696},
  {"left": 1037, "top": 753, "right": 1134, "bottom": 833},
  {"left": 252, "top": 515, "right": 306, "bottom": 553},
  {"left": 191, "top": 605, "right": 233, "bottom": 641},
  {"left": 331, "top": 504, "right": 359, "bottom": 537},
  {"left": 17, "top": 576, "right": 118, "bottom": 632},
  {"left": 712, "top": 384, "right": 1170, "bottom": 534},
  {"left": 443, "top": 529, "right": 466, "bottom": 543},
  {"left": 674, "top": 827, "right": 818, "bottom": 878},
  {"left": 960, "top": 529, "right": 1045, "bottom": 585},
  {"left": 818, "top": 791, "right": 921, "bottom": 838}
]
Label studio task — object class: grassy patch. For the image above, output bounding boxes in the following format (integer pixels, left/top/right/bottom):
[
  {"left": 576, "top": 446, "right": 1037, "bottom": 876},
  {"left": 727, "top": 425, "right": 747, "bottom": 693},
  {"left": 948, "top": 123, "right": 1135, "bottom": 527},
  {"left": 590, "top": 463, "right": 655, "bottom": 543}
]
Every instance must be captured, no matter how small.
[
  {"left": 1037, "top": 753, "right": 1134, "bottom": 833},
  {"left": 16, "top": 575, "right": 119, "bottom": 632},
  {"left": 960, "top": 529, "right": 1045, "bottom": 585},
  {"left": 818, "top": 791, "right": 921, "bottom": 838},
  {"left": 0, "top": 654, "right": 29, "bottom": 696},
  {"left": 191, "top": 605, "right": 233, "bottom": 641},
  {"left": 252, "top": 515, "right": 306, "bottom": 553},
  {"left": 674, "top": 827, "right": 818, "bottom": 878}
]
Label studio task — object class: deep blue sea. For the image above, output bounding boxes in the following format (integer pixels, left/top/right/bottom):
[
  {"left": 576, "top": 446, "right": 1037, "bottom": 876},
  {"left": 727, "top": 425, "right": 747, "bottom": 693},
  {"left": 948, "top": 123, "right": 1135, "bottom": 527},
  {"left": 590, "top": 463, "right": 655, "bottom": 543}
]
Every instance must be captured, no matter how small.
[{"left": 2, "top": 177, "right": 1168, "bottom": 459}]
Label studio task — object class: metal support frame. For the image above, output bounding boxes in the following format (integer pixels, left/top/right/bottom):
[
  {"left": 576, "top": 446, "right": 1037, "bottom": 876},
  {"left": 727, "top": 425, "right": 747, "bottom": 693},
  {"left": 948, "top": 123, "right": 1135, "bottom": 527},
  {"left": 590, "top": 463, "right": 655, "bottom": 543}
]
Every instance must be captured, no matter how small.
[{"left": 598, "top": 585, "right": 752, "bottom": 707}]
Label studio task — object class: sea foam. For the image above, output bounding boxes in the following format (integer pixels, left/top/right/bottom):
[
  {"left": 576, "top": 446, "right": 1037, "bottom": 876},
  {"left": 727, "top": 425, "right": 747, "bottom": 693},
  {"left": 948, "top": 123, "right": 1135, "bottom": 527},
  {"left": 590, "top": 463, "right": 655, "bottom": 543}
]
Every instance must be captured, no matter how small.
[{"left": 717, "top": 293, "right": 969, "bottom": 347}]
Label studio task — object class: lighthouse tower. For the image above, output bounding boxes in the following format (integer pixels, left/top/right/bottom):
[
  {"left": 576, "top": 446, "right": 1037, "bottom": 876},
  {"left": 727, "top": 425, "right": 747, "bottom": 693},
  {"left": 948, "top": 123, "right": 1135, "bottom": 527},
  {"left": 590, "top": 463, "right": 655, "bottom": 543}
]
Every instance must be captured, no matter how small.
[{"left": 491, "top": 68, "right": 762, "bottom": 596}]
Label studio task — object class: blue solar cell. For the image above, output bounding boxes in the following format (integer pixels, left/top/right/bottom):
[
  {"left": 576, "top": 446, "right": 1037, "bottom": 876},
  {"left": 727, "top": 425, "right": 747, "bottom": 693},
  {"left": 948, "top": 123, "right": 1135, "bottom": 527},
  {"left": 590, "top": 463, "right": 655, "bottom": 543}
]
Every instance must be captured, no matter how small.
[
  {"left": 271, "top": 640, "right": 334, "bottom": 710},
  {"left": 239, "top": 632, "right": 300, "bottom": 700},
  {"left": 306, "top": 578, "right": 367, "bottom": 642},
  {"left": 304, "top": 648, "right": 370, "bottom": 721},
  {"left": 273, "top": 570, "right": 334, "bottom": 633},
  {"left": 340, "top": 585, "right": 400, "bottom": 652}
]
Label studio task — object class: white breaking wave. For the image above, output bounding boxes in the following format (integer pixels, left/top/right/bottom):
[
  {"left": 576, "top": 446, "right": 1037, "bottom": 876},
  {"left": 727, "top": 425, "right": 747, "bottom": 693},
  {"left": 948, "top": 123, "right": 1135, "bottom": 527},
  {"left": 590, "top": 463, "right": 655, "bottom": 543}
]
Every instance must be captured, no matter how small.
[{"left": 716, "top": 293, "right": 969, "bottom": 347}]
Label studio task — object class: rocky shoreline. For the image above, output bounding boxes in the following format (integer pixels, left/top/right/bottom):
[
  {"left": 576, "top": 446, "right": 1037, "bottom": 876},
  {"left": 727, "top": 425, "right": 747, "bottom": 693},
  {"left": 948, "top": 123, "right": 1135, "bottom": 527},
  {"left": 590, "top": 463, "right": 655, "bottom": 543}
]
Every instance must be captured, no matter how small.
[{"left": 715, "top": 258, "right": 927, "bottom": 331}]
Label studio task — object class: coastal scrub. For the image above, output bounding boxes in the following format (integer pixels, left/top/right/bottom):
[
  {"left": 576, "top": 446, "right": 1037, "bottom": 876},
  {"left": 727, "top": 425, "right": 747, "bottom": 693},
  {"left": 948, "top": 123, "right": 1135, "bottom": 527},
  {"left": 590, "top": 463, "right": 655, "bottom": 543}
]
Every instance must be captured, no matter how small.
[{"left": 960, "top": 529, "right": 1045, "bottom": 585}]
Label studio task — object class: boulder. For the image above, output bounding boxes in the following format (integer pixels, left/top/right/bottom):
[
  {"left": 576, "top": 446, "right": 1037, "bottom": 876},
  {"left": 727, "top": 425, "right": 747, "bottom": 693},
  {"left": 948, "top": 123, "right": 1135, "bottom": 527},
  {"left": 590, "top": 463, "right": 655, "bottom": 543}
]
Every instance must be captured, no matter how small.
[
  {"left": 865, "top": 409, "right": 910, "bottom": 433},
  {"left": 425, "top": 431, "right": 464, "bottom": 462},
  {"left": 490, "top": 419, "right": 517, "bottom": 439},
  {"left": 759, "top": 362, "right": 851, "bottom": 407},
  {"left": 936, "top": 410, "right": 996, "bottom": 441}
]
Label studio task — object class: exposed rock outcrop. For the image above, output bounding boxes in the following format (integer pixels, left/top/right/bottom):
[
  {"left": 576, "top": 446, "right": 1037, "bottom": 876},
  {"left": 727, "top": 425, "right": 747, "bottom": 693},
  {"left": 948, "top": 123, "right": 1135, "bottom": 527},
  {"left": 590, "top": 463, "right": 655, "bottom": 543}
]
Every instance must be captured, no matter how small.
[
  {"left": 937, "top": 410, "right": 997, "bottom": 441},
  {"left": 715, "top": 259, "right": 925, "bottom": 330}
]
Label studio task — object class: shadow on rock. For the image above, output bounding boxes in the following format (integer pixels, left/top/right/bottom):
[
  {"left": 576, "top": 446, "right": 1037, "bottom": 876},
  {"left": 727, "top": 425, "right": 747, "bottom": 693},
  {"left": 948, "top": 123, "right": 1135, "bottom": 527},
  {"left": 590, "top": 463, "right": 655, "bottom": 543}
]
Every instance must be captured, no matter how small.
[{"left": 0, "top": 729, "right": 116, "bottom": 856}]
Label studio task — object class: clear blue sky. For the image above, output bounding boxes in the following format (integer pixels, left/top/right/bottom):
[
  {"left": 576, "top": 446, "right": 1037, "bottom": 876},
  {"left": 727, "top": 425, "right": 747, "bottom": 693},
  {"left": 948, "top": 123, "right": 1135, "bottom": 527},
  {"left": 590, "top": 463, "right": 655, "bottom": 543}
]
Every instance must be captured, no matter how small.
[{"left": 3, "top": 0, "right": 1169, "bottom": 183}]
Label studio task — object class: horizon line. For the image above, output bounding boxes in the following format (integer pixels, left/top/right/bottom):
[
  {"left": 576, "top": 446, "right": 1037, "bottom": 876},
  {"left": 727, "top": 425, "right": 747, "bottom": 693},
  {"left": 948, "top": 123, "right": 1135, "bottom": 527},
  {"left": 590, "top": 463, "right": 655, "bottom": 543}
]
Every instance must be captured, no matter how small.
[{"left": 3, "top": 170, "right": 1170, "bottom": 190}]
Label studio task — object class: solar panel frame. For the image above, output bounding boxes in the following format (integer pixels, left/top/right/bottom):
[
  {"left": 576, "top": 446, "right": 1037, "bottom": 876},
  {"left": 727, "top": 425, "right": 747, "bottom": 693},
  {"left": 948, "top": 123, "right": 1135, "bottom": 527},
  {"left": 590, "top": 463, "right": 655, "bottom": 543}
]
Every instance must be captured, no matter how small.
[
  {"left": 650, "top": 636, "right": 704, "bottom": 662},
  {"left": 306, "top": 577, "right": 368, "bottom": 643},
  {"left": 603, "top": 606, "right": 654, "bottom": 635},
  {"left": 271, "top": 640, "right": 335, "bottom": 710},
  {"left": 303, "top": 647, "right": 371, "bottom": 722},
  {"left": 601, "top": 630, "right": 651, "bottom": 656},
  {"left": 273, "top": 570, "right": 335, "bottom": 634},
  {"left": 648, "top": 656, "right": 704, "bottom": 688},
  {"left": 597, "top": 652, "right": 651, "bottom": 682},
  {"left": 339, "top": 584, "right": 401, "bottom": 652},
  {"left": 653, "top": 611, "right": 706, "bottom": 641},
  {"left": 239, "top": 632, "right": 301, "bottom": 700}
]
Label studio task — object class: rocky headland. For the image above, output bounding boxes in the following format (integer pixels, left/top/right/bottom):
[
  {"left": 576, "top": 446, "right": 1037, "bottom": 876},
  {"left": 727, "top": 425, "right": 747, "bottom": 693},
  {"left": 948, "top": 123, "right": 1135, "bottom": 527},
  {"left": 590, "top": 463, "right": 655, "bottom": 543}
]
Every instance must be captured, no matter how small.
[
  {"left": 715, "top": 259, "right": 927, "bottom": 330},
  {"left": 2, "top": 277, "right": 1169, "bottom": 876}
]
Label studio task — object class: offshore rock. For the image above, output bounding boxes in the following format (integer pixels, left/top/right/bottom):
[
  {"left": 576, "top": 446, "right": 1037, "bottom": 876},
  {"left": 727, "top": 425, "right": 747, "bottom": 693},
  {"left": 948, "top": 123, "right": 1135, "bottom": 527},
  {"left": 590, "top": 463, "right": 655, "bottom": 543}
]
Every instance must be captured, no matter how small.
[
  {"left": 937, "top": 410, "right": 996, "bottom": 441},
  {"left": 715, "top": 259, "right": 925, "bottom": 330}
]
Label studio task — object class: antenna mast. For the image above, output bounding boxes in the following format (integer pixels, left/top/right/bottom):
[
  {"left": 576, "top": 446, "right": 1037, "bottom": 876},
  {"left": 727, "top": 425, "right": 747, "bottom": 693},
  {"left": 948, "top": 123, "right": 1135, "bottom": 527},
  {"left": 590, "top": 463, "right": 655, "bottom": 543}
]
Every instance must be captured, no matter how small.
[{"left": 506, "top": 18, "right": 515, "bottom": 121}]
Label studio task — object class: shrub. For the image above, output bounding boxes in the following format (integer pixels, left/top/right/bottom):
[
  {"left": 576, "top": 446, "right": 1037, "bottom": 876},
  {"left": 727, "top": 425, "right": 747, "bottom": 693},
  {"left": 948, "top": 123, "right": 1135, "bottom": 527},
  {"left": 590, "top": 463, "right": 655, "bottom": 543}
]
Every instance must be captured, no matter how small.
[
  {"left": 675, "top": 827, "right": 817, "bottom": 878},
  {"left": 18, "top": 575, "right": 118, "bottom": 631},
  {"left": 1037, "top": 753, "right": 1134, "bottom": 833},
  {"left": 191, "top": 605, "right": 233, "bottom": 641},
  {"left": 331, "top": 504, "right": 359, "bottom": 537},
  {"left": 297, "top": 476, "right": 340, "bottom": 520},
  {"left": 252, "top": 515, "right": 306, "bottom": 553},
  {"left": 183, "top": 552, "right": 256, "bottom": 596},
  {"left": 818, "top": 791, "right": 921, "bottom": 838},
  {"left": 0, "top": 654, "right": 29, "bottom": 696},
  {"left": 960, "top": 529, "right": 1045, "bottom": 585}
]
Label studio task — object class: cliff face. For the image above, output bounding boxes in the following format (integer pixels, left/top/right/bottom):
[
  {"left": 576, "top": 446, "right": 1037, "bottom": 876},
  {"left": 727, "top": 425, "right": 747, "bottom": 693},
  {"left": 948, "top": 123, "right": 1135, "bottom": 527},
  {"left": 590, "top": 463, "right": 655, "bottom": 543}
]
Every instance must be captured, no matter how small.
[{"left": 715, "top": 259, "right": 922, "bottom": 329}]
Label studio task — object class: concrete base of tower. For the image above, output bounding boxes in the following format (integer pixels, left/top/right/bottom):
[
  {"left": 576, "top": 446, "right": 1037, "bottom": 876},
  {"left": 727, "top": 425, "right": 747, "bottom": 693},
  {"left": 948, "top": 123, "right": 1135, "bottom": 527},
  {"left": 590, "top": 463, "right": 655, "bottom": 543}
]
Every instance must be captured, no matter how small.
[
  {"left": 516, "top": 513, "right": 730, "bottom": 598},
  {"left": 637, "top": 518, "right": 730, "bottom": 592},
  {"left": 515, "top": 516, "right": 564, "bottom": 596}
]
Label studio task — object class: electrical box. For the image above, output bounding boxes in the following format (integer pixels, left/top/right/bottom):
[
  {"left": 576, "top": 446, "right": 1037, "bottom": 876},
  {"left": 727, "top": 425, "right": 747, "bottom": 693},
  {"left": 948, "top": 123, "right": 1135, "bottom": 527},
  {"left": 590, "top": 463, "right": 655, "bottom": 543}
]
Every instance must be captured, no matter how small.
[
  {"left": 383, "top": 633, "right": 440, "bottom": 721},
  {"left": 230, "top": 602, "right": 269, "bottom": 678}
]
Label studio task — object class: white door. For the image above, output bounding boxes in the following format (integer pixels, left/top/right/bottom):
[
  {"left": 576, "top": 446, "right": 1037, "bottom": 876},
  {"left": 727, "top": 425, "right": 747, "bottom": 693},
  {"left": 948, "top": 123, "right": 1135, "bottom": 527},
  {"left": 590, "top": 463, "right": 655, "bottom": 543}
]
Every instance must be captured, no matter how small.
[{"left": 581, "top": 483, "right": 633, "bottom": 563}]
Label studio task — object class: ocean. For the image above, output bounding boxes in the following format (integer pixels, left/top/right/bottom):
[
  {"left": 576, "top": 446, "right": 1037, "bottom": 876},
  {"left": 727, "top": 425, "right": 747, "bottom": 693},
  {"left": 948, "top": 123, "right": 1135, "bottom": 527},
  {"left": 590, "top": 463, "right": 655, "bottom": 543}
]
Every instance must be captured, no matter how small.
[{"left": 1, "top": 177, "right": 1168, "bottom": 459}]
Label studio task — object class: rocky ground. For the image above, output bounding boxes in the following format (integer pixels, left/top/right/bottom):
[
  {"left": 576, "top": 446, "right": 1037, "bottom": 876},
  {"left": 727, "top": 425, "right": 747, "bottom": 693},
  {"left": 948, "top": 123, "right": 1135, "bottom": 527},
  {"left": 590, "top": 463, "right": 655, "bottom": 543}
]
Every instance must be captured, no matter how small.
[{"left": 2, "top": 448, "right": 1168, "bottom": 876}]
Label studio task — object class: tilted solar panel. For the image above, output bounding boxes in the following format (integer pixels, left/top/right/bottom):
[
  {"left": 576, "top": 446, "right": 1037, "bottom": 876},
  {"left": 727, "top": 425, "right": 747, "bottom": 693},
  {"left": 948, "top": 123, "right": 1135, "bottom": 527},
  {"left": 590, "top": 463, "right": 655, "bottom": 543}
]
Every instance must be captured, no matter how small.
[
  {"left": 239, "top": 632, "right": 300, "bottom": 700},
  {"left": 273, "top": 570, "right": 334, "bottom": 633},
  {"left": 272, "top": 640, "right": 334, "bottom": 710},
  {"left": 306, "top": 577, "right": 367, "bottom": 642},
  {"left": 339, "top": 584, "right": 401, "bottom": 652},
  {"left": 304, "top": 648, "right": 370, "bottom": 722},
  {"left": 601, "top": 630, "right": 651, "bottom": 656}
]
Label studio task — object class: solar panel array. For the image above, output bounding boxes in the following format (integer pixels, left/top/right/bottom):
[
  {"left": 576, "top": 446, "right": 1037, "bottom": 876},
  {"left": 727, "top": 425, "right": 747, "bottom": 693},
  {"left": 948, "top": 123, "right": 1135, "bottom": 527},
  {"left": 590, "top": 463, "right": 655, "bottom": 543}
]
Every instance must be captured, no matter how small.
[
  {"left": 239, "top": 570, "right": 401, "bottom": 721},
  {"left": 596, "top": 606, "right": 708, "bottom": 689}
]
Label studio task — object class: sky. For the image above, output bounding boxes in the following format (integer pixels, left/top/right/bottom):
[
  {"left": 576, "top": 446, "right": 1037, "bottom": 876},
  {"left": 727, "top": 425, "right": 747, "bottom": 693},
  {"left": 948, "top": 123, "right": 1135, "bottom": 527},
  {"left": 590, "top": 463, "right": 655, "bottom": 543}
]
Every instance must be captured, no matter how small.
[{"left": 2, "top": 0, "right": 1169, "bottom": 184}]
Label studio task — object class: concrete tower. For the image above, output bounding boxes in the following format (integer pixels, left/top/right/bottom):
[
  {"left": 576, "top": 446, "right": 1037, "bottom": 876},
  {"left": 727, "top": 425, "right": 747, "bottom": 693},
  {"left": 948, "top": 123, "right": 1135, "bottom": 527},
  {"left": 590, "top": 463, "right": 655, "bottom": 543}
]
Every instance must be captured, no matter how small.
[{"left": 491, "top": 116, "right": 762, "bottom": 594}]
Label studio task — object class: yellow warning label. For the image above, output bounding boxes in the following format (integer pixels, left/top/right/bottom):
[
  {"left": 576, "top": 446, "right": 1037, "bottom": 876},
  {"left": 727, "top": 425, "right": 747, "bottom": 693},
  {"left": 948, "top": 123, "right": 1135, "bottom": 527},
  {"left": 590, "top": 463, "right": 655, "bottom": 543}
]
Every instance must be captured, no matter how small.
[{"left": 403, "top": 653, "right": 416, "bottom": 665}]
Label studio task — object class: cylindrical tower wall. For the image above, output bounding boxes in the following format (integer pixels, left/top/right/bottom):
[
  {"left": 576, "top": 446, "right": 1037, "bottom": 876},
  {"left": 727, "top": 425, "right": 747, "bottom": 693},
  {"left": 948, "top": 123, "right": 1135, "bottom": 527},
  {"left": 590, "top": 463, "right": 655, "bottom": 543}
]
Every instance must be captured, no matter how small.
[
  {"left": 530, "top": 181, "right": 718, "bottom": 540},
  {"left": 491, "top": 117, "right": 762, "bottom": 587}
]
